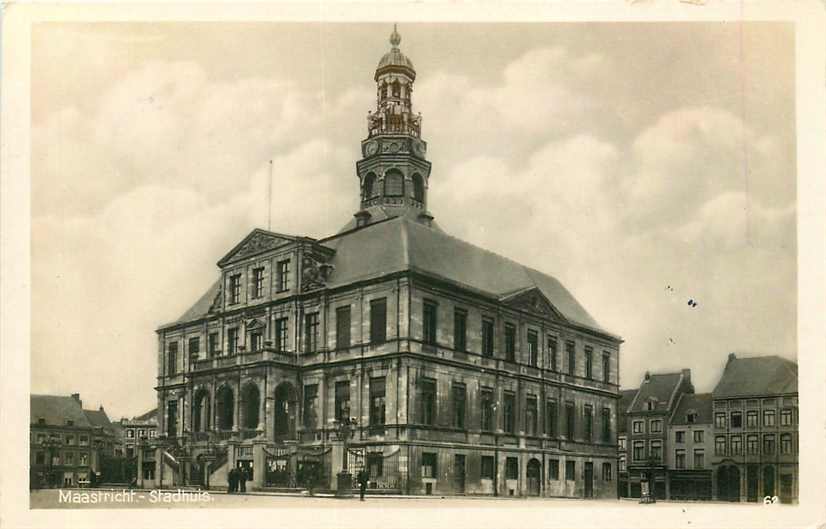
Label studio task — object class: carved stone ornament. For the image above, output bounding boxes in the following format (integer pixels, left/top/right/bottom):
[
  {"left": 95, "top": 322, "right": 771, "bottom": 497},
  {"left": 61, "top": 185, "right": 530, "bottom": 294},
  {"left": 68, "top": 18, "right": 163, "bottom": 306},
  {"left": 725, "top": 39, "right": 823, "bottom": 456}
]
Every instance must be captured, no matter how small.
[{"left": 301, "top": 252, "right": 335, "bottom": 292}]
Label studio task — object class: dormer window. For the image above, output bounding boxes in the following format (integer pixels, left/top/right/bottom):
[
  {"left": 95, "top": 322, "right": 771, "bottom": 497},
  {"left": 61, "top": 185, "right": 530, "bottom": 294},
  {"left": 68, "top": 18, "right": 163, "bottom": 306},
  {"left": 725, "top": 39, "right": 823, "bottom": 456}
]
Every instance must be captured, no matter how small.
[
  {"left": 37, "top": 418, "right": 45, "bottom": 426},
  {"left": 646, "top": 398, "right": 657, "bottom": 411},
  {"left": 66, "top": 419, "right": 74, "bottom": 427},
  {"left": 686, "top": 410, "right": 698, "bottom": 424}
]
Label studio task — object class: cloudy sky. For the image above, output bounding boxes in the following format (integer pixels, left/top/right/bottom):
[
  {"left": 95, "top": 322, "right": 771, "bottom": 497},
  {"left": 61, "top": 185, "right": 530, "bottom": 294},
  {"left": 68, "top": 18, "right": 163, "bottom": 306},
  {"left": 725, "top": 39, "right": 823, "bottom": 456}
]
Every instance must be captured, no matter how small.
[{"left": 31, "top": 22, "right": 796, "bottom": 419}]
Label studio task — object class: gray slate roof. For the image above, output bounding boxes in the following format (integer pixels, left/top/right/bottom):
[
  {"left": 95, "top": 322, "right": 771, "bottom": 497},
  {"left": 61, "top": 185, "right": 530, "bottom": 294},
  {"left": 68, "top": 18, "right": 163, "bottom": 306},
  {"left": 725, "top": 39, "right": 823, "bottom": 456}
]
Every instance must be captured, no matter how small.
[
  {"left": 712, "top": 355, "right": 798, "bottom": 399},
  {"left": 133, "top": 408, "right": 158, "bottom": 422},
  {"left": 169, "top": 215, "right": 611, "bottom": 337},
  {"left": 670, "top": 393, "right": 713, "bottom": 425},
  {"left": 628, "top": 373, "right": 685, "bottom": 414},
  {"left": 30, "top": 395, "right": 92, "bottom": 428},
  {"left": 617, "top": 389, "right": 639, "bottom": 434},
  {"left": 83, "top": 408, "right": 114, "bottom": 432}
]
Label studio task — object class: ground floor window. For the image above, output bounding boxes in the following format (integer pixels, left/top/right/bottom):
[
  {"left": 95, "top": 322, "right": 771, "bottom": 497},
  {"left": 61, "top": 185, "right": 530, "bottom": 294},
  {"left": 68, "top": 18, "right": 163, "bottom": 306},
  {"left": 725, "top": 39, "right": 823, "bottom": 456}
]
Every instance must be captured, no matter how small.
[
  {"left": 421, "top": 453, "right": 437, "bottom": 478},
  {"left": 565, "top": 461, "right": 576, "bottom": 481},
  {"left": 481, "top": 456, "right": 495, "bottom": 480},
  {"left": 548, "top": 459, "right": 559, "bottom": 480},
  {"left": 505, "top": 457, "right": 519, "bottom": 480},
  {"left": 602, "top": 462, "right": 612, "bottom": 481}
]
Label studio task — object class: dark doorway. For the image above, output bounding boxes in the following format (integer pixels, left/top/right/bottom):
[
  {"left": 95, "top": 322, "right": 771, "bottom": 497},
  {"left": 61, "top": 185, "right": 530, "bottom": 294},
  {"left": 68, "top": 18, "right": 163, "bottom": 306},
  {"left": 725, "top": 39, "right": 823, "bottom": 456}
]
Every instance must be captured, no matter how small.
[
  {"left": 779, "top": 474, "right": 793, "bottom": 503},
  {"left": 454, "top": 455, "right": 466, "bottom": 494},
  {"left": 216, "top": 386, "right": 234, "bottom": 431},
  {"left": 584, "top": 462, "right": 594, "bottom": 498},
  {"left": 241, "top": 383, "right": 260, "bottom": 430},
  {"left": 747, "top": 464, "right": 760, "bottom": 502},
  {"left": 274, "top": 382, "right": 297, "bottom": 440},
  {"left": 717, "top": 465, "right": 741, "bottom": 502},
  {"left": 762, "top": 466, "right": 775, "bottom": 499},
  {"left": 526, "top": 459, "right": 542, "bottom": 496}
]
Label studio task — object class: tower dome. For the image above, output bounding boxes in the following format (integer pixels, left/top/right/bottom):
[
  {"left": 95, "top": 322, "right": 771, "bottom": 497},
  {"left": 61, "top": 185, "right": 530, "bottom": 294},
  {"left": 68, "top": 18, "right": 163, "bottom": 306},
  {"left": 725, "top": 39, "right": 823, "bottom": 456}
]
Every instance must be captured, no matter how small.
[{"left": 375, "top": 24, "right": 416, "bottom": 81}]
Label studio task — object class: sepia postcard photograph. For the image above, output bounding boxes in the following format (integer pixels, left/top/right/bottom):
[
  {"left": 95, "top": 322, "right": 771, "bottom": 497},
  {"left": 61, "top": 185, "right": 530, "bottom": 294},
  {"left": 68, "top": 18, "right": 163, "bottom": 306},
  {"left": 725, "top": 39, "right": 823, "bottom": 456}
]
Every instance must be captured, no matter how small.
[{"left": 1, "top": 2, "right": 825, "bottom": 529}]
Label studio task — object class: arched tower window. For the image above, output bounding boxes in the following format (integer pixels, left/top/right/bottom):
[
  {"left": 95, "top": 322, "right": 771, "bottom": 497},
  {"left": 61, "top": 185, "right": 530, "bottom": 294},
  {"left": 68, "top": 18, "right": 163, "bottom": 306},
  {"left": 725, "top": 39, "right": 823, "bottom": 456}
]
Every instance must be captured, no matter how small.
[
  {"left": 392, "top": 80, "right": 401, "bottom": 98},
  {"left": 241, "top": 383, "right": 260, "bottom": 430},
  {"left": 412, "top": 173, "right": 424, "bottom": 202},
  {"left": 384, "top": 170, "right": 404, "bottom": 197},
  {"left": 363, "top": 173, "right": 377, "bottom": 200},
  {"left": 216, "top": 385, "right": 234, "bottom": 431}
]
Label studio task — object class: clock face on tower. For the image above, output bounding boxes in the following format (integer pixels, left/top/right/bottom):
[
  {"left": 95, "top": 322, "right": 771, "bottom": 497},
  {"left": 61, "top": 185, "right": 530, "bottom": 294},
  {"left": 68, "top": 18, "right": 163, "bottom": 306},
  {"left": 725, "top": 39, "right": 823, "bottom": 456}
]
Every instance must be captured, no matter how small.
[{"left": 365, "top": 141, "right": 379, "bottom": 156}]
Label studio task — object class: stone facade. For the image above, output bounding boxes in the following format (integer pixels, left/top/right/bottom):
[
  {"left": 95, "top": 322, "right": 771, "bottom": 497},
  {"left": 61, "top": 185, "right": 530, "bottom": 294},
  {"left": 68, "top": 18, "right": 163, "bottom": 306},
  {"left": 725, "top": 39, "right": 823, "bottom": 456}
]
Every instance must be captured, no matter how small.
[{"left": 148, "top": 27, "right": 622, "bottom": 499}]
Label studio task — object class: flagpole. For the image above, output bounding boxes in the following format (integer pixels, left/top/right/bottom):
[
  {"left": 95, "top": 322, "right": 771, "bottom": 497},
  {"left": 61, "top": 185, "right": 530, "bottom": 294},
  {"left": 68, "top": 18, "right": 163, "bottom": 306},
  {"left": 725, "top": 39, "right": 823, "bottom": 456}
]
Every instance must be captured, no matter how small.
[{"left": 268, "top": 160, "right": 273, "bottom": 231}]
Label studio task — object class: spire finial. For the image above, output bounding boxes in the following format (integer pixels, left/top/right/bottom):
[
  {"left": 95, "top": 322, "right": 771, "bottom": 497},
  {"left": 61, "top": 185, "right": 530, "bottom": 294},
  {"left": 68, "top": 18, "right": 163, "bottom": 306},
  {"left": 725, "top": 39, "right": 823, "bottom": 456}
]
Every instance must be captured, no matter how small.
[{"left": 390, "top": 23, "right": 401, "bottom": 48}]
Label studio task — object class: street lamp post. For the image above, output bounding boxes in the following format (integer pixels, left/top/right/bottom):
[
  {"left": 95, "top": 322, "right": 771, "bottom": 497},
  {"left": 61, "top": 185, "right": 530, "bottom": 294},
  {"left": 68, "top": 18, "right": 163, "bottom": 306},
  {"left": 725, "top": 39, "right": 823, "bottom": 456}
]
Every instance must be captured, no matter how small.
[
  {"left": 333, "top": 412, "right": 358, "bottom": 498},
  {"left": 492, "top": 402, "right": 499, "bottom": 497}
]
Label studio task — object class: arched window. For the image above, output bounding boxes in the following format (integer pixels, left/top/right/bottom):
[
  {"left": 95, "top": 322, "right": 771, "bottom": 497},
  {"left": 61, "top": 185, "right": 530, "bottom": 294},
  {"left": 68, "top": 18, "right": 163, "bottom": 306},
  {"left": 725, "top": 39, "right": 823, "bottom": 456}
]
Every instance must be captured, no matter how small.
[
  {"left": 412, "top": 173, "right": 424, "bottom": 202},
  {"left": 241, "top": 383, "right": 260, "bottom": 430},
  {"left": 193, "top": 389, "right": 210, "bottom": 432},
  {"left": 216, "top": 386, "right": 234, "bottom": 431},
  {"left": 392, "top": 80, "right": 401, "bottom": 98},
  {"left": 384, "top": 170, "right": 404, "bottom": 197},
  {"left": 363, "top": 173, "right": 377, "bottom": 200}
]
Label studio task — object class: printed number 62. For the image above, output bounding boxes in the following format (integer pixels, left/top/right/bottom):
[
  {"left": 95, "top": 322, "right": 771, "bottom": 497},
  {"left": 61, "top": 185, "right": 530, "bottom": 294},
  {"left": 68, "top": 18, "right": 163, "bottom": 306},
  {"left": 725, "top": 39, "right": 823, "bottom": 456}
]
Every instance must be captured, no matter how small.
[{"left": 763, "top": 496, "right": 779, "bottom": 505}]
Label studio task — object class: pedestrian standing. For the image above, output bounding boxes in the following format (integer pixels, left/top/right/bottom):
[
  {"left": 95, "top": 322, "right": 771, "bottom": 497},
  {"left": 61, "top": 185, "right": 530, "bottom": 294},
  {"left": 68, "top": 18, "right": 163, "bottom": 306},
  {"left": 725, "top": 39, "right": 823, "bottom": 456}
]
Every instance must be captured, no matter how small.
[
  {"left": 358, "top": 470, "right": 368, "bottom": 501},
  {"left": 227, "top": 467, "right": 237, "bottom": 493},
  {"left": 239, "top": 466, "right": 247, "bottom": 493}
]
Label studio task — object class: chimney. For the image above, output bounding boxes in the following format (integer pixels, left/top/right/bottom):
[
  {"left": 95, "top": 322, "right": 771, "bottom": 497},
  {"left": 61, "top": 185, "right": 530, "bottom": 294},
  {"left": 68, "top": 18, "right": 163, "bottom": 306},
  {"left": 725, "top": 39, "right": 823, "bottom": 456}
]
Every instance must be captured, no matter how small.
[
  {"left": 71, "top": 393, "right": 82, "bottom": 407},
  {"left": 681, "top": 369, "right": 691, "bottom": 385},
  {"left": 727, "top": 352, "right": 737, "bottom": 364},
  {"left": 643, "top": 371, "right": 651, "bottom": 382},
  {"left": 99, "top": 405, "right": 104, "bottom": 412}
]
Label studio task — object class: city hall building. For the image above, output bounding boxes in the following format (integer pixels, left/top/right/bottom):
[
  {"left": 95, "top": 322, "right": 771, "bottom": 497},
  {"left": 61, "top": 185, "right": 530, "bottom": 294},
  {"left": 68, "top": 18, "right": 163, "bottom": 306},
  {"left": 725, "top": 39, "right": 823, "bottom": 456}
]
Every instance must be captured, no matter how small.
[{"left": 145, "top": 27, "right": 623, "bottom": 498}]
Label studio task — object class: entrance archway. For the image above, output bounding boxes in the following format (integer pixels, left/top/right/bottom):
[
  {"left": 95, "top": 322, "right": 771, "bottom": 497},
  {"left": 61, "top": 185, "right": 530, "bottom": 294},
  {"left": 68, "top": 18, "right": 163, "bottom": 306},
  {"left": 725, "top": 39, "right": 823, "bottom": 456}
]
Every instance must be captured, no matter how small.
[
  {"left": 717, "top": 465, "right": 741, "bottom": 502},
  {"left": 241, "top": 383, "right": 260, "bottom": 430},
  {"left": 193, "top": 389, "right": 210, "bottom": 432},
  {"left": 216, "top": 385, "right": 234, "bottom": 431}
]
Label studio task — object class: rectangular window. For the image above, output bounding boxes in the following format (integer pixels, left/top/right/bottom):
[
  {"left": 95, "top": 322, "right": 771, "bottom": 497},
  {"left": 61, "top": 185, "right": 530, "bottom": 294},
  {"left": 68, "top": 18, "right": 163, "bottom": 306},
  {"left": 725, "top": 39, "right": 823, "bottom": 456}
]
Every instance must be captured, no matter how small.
[
  {"left": 565, "top": 401, "right": 576, "bottom": 439},
  {"left": 619, "top": 455, "right": 626, "bottom": 473},
  {"left": 633, "top": 441, "right": 645, "bottom": 461},
  {"left": 566, "top": 341, "right": 576, "bottom": 375},
  {"left": 482, "top": 318, "right": 495, "bottom": 357},
  {"left": 763, "top": 409, "right": 776, "bottom": 427},
  {"left": 548, "top": 459, "right": 560, "bottom": 480},
  {"left": 370, "top": 298, "right": 387, "bottom": 344},
  {"left": 602, "top": 462, "right": 612, "bottom": 481},
  {"left": 252, "top": 267, "right": 264, "bottom": 298},
  {"left": 274, "top": 317, "right": 288, "bottom": 352},
  {"left": 746, "top": 411, "right": 758, "bottom": 428},
  {"left": 618, "top": 437, "right": 626, "bottom": 451},
  {"left": 65, "top": 435, "right": 75, "bottom": 445},
  {"left": 693, "top": 430, "right": 704, "bottom": 443},
  {"left": 763, "top": 434, "right": 776, "bottom": 455},
  {"left": 650, "top": 440, "right": 662, "bottom": 461},
  {"left": 650, "top": 419, "right": 662, "bottom": 433},
  {"left": 422, "top": 300, "right": 437, "bottom": 345},
  {"left": 304, "top": 312, "right": 319, "bottom": 352},
  {"left": 35, "top": 452, "right": 45, "bottom": 465},
  {"left": 369, "top": 377, "right": 386, "bottom": 426},
  {"left": 746, "top": 434, "right": 759, "bottom": 454},
  {"left": 527, "top": 330, "right": 538, "bottom": 367},
  {"left": 188, "top": 337, "right": 200, "bottom": 357},
  {"left": 167, "top": 342, "right": 178, "bottom": 375},
  {"left": 250, "top": 331, "right": 263, "bottom": 352},
  {"left": 601, "top": 408, "right": 611, "bottom": 443},
  {"left": 780, "top": 409, "right": 793, "bottom": 426},
  {"left": 675, "top": 449, "right": 686, "bottom": 469},
  {"left": 584, "top": 405, "right": 593, "bottom": 442},
  {"left": 420, "top": 378, "right": 436, "bottom": 426},
  {"left": 65, "top": 452, "right": 75, "bottom": 466},
  {"left": 228, "top": 273, "right": 242, "bottom": 304},
  {"left": 167, "top": 400, "right": 178, "bottom": 436},
  {"left": 731, "top": 411, "right": 743, "bottom": 428},
  {"left": 366, "top": 453, "right": 383, "bottom": 478},
  {"left": 421, "top": 453, "right": 437, "bottom": 478},
  {"left": 548, "top": 336, "right": 558, "bottom": 371},
  {"left": 79, "top": 453, "right": 88, "bottom": 465},
  {"left": 715, "top": 436, "right": 727, "bottom": 455},
  {"left": 693, "top": 449, "right": 704, "bottom": 469},
  {"left": 731, "top": 435, "right": 742, "bottom": 455},
  {"left": 335, "top": 380, "right": 350, "bottom": 422},
  {"left": 503, "top": 393, "right": 516, "bottom": 434},
  {"left": 676, "top": 431, "right": 685, "bottom": 444},
  {"left": 481, "top": 456, "right": 495, "bottom": 480},
  {"left": 715, "top": 413, "right": 727, "bottom": 429},
  {"left": 277, "top": 259, "right": 291, "bottom": 292},
  {"left": 303, "top": 384, "right": 318, "bottom": 428},
  {"left": 780, "top": 434, "right": 792, "bottom": 454},
  {"left": 632, "top": 420, "right": 643, "bottom": 434},
  {"left": 584, "top": 346, "right": 593, "bottom": 379},
  {"left": 506, "top": 457, "right": 519, "bottom": 480},
  {"left": 504, "top": 324, "right": 516, "bottom": 362},
  {"left": 602, "top": 352, "right": 610, "bottom": 383},
  {"left": 79, "top": 435, "right": 88, "bottom": 446},
  {"left": 208, "top": 332, "right": 219, "bottom": 356},
  {"left": 453, "top": 383, "right": 466, "bottom": 429},
  {"left": 481, "top": 388, "right": 495, "bottom": 431},
  {"left": 546, "top": 400, "right": 558, "bottom": 437},
  {"left": 453, "top": 309, "right": 467, "bottom": 352},
  {"left": 526, "top": 396, "right": 538, "bottom": 436},
  {"left": 227, "top": 328, "right": 239, "bottom": 355},
  {"left": 565, "top": 461, "right": 576, "bottom": 481},
  {"left": 336, "top": 306, "right": 351, "bottom": 350}
]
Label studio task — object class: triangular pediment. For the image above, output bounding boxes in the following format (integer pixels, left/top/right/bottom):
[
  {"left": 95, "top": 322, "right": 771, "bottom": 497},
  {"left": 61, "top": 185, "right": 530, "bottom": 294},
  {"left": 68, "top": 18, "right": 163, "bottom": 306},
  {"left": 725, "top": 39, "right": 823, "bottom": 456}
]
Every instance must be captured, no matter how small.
[
  {"left": 499, "top": 287, "right": 566, "bottom": 321},
  {"left": 217, "top": 229, "right": 297, "bottom": 267}
]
